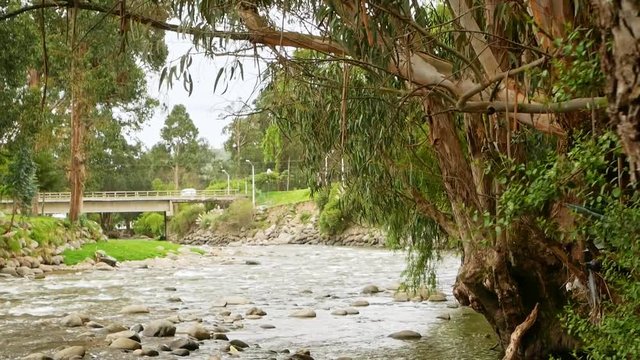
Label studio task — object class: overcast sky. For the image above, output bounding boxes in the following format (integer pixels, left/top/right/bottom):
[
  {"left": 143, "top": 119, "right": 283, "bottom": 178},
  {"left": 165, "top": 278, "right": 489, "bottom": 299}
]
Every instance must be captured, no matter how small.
[{"left": 134, "top": 33, "right": 265, "bottom": 149}]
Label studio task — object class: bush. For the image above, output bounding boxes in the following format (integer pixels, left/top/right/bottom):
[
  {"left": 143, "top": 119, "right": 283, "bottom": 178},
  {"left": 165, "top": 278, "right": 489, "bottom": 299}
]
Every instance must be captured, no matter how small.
[
  {"left": 169, "top": 204, "right": 204, "bottom": 237},
  {"left": 318, "top": 191, "right": 349, "bottom": 235},
  {"left": 133, "top": 212, "right": 165, "bottom": 238},
  {"left": 314, "top": 187, "right": 330, "bottom": 211},
  {"left": 299, "top": 211, "right": 312, "bottom": 224},
  {"left": 216, "top": 198, "right": 254, "bottom": 231}
]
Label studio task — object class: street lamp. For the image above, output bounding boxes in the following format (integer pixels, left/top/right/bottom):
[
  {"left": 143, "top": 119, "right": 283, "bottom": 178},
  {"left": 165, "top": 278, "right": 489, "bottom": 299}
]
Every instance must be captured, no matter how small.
[
  {"left": 221, "top": 169, "right": 230, "bottom": 195},
  {"left": 245, "top": 159, "right": 255, "bottom": 208}
]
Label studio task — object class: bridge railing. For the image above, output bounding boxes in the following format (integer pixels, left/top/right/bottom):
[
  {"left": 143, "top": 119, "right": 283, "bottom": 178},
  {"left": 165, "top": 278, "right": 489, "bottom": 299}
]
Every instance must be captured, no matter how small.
[{"left": 38, "top": 189, "right": 241, "bottom": 200}]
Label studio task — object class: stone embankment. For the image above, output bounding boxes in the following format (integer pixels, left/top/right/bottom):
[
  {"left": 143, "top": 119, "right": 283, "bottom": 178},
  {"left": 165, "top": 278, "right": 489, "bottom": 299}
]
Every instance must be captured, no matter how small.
[{"left": 181, "top": 213, "right": 386, "bottom": 248}]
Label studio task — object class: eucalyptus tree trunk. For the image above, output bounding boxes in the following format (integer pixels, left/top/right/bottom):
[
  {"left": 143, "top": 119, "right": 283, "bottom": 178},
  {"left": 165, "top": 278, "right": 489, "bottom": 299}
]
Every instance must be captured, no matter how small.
[
  {"left": 68, "top": 6, "right": 86, "bottom": 223},
  {"left": 596, "top": 0, "right": 640, "bottom": 182}
]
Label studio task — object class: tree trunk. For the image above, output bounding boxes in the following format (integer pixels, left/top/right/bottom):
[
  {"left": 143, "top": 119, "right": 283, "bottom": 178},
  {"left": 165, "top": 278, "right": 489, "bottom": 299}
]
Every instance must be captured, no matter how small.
[
  {"left": 595, "top": 0, "right": 640, "bottom": 182},
  {"left": 173, "top": 144, "right": 180, "bottom": 189},
  {"left": 424, "top": 99, "right": 579, "bottom": 358},
  {"left": 68, "top": 7, "right": 86, "bottom": 223}
]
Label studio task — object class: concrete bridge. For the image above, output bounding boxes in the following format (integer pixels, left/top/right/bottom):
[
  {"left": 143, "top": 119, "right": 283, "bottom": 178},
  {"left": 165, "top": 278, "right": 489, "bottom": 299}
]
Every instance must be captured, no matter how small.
[{"left": 0, "top": 190, "right": 244, "bottom": 216}]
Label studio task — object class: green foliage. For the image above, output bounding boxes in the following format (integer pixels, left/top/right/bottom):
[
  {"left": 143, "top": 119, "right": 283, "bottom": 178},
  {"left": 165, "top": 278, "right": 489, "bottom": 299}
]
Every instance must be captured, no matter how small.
[
  {"left": 562, "top": 198, "right": 640, "bottom": 359},
  {"left": 211, "top": 198, "right": 254, "bottom": 231},
  {"left": 314, "top": 187, "right": 330, "bottom": 211},
  {"left": 133, "top": 212, "right": 165, "bottom": 238},
  {"left": 169, "top": 204, "right": 204, "bottom": 237},
  {"left": 299, "top": 211, "right": 312, "bottom": 224},
  {"left": 207, "top": 178, "right": 246, "bottom": 192},
  {"left": 318, "top": 188, "right": 350, "bottom": 235},
  {"left": 3, "top": 143, "right": 38, "bottom": 213},
  {"left": 550, "top": 28, "right": 605, "bottom": 101},
  {"left": 62, "top": 239, "right": 181, "bottom": 265}
]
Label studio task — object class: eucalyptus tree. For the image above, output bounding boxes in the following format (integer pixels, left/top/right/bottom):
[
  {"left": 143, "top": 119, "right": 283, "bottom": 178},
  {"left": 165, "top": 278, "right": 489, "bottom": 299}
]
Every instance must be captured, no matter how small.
[{"left": 2, "top": 0, "right": 638, "bottom": 358}]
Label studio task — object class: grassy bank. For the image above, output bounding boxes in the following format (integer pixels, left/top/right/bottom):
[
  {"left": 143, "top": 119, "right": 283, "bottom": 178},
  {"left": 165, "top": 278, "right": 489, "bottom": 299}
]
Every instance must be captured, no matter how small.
[
  {"left": 62, "top": 239, "right": 181, "bottom": 265},
  {"left": 256, "top": 188, "right": 311, "bottom": 207}
]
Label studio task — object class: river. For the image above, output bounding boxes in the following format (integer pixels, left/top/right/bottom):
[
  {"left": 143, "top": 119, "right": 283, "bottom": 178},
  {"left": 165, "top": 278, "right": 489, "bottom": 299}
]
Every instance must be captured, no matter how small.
[{"left": 0, "top": 245, "right": 498, "bottom": 359}]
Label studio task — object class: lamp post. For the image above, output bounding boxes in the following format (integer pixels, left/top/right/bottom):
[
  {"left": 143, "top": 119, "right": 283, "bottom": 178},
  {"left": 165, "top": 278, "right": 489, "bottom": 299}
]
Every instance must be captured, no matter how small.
[
  {"left": 221, "top": 169, "right": 230, "bottom": 195},
  {"left": 245, "top": 159, "right": 255, "bottom": 208}
]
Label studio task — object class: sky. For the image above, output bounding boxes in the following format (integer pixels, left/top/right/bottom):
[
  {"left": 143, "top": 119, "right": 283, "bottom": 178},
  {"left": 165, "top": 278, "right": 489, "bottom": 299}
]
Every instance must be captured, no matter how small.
[{"left": 134, "top": 33, "right": 265, "bottom": 149}]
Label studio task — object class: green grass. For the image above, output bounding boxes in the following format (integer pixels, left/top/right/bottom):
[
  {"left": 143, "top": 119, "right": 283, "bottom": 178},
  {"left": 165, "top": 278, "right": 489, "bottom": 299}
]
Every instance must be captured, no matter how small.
[
  {"left": 256, "top": 188, "right": 311, "bottom": 207},
  {"left": 189, "top": 247, "right": 205, "bottom": 255},
  {"left": 62, "top": 239, "right": 181, "bottom": 265}
]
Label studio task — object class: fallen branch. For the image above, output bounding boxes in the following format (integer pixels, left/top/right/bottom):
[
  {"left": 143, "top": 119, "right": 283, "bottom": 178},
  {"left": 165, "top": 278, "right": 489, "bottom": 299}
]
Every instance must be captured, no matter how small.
[{"left": 503, "top": 303, "right": 540, "bottom": 360}]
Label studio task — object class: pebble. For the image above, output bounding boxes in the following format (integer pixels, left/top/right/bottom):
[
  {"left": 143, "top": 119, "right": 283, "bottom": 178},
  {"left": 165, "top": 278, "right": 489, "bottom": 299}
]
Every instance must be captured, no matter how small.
[
  {"left": 350, "top": 299, "right": 369, "bottom": 307},
  {"left": 331, "top": 309, "right": 347, "bottom": 316},
  {"left": 428, "top": 293, "right": 447, "bottom": 302},
  {"left": 119, "top": 304, "right": 150, "bottom": 314},
  {"left": 52, "top": 346, "right": 85, "bottom": 360},
  {"left": 169, "top": 338, "right": 199, "bottom": 350},
  {"left": 60, "top": 314, "right": 84, "bottom": 327},
  {"left": 246, "top": 307, "right": 267, "bottom": 316},
  {"left": 361, "top": 285, "right": 381, "bottom": 294},
  {"left": 436, "top": 314, "right": 451, "bottom": 321},
  {"left": 230, "top": 339, "right": 249, "bottom": 349},
  {"left": 212, "top": 333, "right": 229, "bottom": 340},
  {"left": 171, "top": 349, "right": 190, "bottom": 356},
  {"left": 289, "top": 308, "right": 316, "bottom": 318},
  {"left": 259, "top": 324, "right": 276, "bottom": 329},
  {"left": 109, "top": 337, "right": 141, "bottom": 350}
]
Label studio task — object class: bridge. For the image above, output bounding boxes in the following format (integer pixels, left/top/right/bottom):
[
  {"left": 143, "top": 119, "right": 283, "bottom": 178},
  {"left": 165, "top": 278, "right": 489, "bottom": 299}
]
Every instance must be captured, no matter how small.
[{"left": 0, "top": 190, "right": 244, "bottom": 216}]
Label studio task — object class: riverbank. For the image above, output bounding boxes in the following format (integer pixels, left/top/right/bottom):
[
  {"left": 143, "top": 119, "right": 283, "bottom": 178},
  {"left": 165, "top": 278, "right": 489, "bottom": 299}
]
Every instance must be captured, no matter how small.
[
  {"left": 180, "top": 201, "right": 387, "bottom": 248},
  {"left": 1, "top": 245, "right": 498, "bottom": 360}
]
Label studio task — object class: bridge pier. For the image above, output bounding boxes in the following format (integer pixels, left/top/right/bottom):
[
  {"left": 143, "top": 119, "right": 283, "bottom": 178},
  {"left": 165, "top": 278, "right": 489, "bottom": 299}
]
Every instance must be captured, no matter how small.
[{"left": 163, "top": 211, "right": 168, "bottom": 240}]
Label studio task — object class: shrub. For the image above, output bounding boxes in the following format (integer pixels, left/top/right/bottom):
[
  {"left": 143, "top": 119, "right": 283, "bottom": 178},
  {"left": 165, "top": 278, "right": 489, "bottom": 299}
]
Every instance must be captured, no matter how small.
[
  {"left": 169, "top": 204, "right": 204, "bottom": 237},
  {"left": 314, "top": 187, "right": 330, "bottom": 211},
  {"left": 318, "top": 193, "right": 349, "bottom": 235},
  {"left": 209, "top": 199, "right": 254, "bottom": 231},
  {"left": 299, "top": 211, "right": 312, "bottom": 224},
  {"left": 133, "top": 212, "right": 165, "bottom": 238}
]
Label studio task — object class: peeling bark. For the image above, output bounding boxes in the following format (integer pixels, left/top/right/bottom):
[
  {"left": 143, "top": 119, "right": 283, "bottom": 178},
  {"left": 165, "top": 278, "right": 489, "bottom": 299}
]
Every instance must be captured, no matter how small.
[{"left": 595, "top": 0, "right": 640, "bottom": 182}]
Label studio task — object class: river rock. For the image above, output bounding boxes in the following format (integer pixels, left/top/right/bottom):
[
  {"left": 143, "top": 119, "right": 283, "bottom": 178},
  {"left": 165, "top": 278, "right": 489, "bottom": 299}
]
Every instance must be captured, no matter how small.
[
  {"left": 132, "top": 347, "right": 159, "bottom": 357},
  {"left": 345, "top": 308, "right": 359, "bottom": 315},
  {"left": 119, "top": 304, "right": 149, "bottom": 314},
  {"left": 245, "top": 260, "right": 260, "bottom": 265},
  {"left": 168, "top": 296, "right": 182, "bottom": 303},
  {"left": 212, "top": 333, "right": 229, "bottom": 340},
  {"left": 164, "top": 287, "right": 177, "bottom": 291},
  {"left": 23, "top": 353, "right": 53, "bottom": 360},
  {"left": 427, "top": 292, "right": 447, "bottom": 302},
  {"left": 331, "top": 309, "right": 347, "bottom": 316},
  {"left": 436, "top": 313, "right": 451, "bottom": 320},
  {"left": 106, "top": 330, "right": 140, "bottom": 342},
  {"left": 230, "top": 339, "right": 249, "bottom": 349},
  {"left": 259, "top": 324, "right": 276, "bottom": 329},
  {"left": 169, "top": 338, "right": 199, "bottom": 350},
  {"left": 211, "top": 299, "right": 227, "bottom": 307},
  {"left": 52, "top": 346, "right": 85, "bottom": 360},
  {"left": 105, "top": 323, "right": 128, "bottom": 333},
  {"left": 290, "top": 308, "right": 316, "bottom": 318},
  {"left": 16, "top": 266, "right": 34, "bottom": 277},
  {"left": 110, "top": 337, "right": 142, "bottom": 350},
  {"left": 85, "top": 321, "right": 103, "bottom": 328},
  {"left": 246, "top": 307, "right": 267, "bottom": 316},
  {"left": 350, "top": 299, "right": 369, "bottom": 307},
  {"left": 142, "top": 319, "right": 176, "bottom": 337},
  {"left": 130, "top": 323, "right": 144, "bottom": 333},
  {"left": 60, "top": 314, "right": 84, "bottom": 327},
  {"left": 393, "top": 292, "right": 409, "bottom": 302},
  {"left": 95, "top": 250, "right": 117, "bottom": 267},
  {"left": 171, "top": 349, "right": 190, "bottom": 356},
  {"left": 388, "top": 330, "right": 422, "bottom": 340},
  {"left": 447, "top": 303, "right": 460, "bottom": 309},
  {"left": 0, "top": 267, "right": 17, "bottom": 277},
  {"left": 187, "top": 324, "right": 211, "bottom": 340},
  {"left": 361, "top": 285, "right": 381, "bottom": 294},
  {"left": 224, "top": 296, "right": 250, "bottom": 305}
]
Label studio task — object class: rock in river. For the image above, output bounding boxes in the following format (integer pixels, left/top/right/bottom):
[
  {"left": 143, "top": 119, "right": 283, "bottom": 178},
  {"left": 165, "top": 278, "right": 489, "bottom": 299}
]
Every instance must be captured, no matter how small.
[
  {"left": 142, "top": 319, "right": 176, "bottom": 337},
  {"left": 106, "top": 330, "right": 140, "bottom": 342},
  {"left": 361, "top": 285, "right": 381, "bottom": 294},
  {"left": 60, "top": 314, "right": 84, "bottom": 327},
  {"left": 289, "top": 308, "right": 316, "bottom": 318},
  {"left": 119, "top": 304, "right": 150, "bottom": 314},
  {"left": 169, "top": 338, "right": 199, "bottom": 351},
  {"left": 23, "top": 353, "right": 53, "bottom": 360},
  {"left": 350, "top": 299, "right": 369, "bottom": 307},
  {"left": 388, "top": 330, "right": 422, "bottom": 340},
  {"left": 109, "top": 337, "right": 141, "bottom": 350},
  {"left": 427, "top": 292, "right": 447, "bottom": 302},
  {"left": 187, "top": 324, "right": 211, "bottom": 340},
  {"left": 171, "top": 349, "right": 190, "bottom": 356},
  {"left": 331, "top": 309, "right": 347, "bottom": 316},
  {"left": 52, "top": 346, "right": 85, "bottom": 360},
  {"left": 246, "top": 307, "right": 267, "bottom": 316},
  {"left": 229, "top": 339, "right": 249, "bottom": 349}
]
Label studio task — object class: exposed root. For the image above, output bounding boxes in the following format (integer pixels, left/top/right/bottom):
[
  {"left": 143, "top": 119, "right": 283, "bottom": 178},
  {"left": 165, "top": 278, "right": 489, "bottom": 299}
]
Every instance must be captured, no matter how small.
[{"left": 502, "top": 303, "right": 539, "bottom": 360}]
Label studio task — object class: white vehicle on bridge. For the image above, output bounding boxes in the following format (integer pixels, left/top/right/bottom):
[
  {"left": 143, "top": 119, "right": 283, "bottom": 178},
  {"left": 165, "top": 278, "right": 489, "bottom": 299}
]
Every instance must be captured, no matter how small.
[{"left": 180, "top": 188, "right": 197, "bottom": 197}]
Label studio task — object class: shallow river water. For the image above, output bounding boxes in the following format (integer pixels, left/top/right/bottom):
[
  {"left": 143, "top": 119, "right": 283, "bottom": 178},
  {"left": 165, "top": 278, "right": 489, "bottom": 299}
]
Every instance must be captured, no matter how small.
[{"left": 0, "top": 245, "right": 498, "bottom": 359}]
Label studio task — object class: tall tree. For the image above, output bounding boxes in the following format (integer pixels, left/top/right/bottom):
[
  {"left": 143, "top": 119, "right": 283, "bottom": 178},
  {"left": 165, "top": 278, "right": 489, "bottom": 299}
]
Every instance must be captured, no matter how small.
[{"left": 160, "top": 104, "right": 199, "bottom": 189}]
